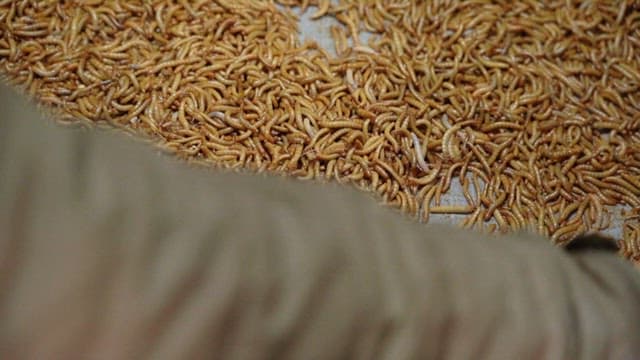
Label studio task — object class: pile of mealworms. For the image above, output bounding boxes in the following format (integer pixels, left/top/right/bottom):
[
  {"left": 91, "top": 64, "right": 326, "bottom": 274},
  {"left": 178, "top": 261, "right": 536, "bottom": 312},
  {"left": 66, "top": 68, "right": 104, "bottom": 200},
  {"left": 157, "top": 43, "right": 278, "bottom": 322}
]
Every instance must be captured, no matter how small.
[{"left": 0, "top": 0, "right": 639, "bottom": 260}]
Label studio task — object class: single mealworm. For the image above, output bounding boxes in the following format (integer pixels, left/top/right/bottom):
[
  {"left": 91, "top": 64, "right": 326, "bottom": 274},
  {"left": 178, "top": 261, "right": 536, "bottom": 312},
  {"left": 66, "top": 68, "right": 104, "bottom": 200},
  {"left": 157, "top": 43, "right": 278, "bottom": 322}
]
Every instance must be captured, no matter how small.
[{"left": 430, "top": 205, "right": 475, "bottom": 214}]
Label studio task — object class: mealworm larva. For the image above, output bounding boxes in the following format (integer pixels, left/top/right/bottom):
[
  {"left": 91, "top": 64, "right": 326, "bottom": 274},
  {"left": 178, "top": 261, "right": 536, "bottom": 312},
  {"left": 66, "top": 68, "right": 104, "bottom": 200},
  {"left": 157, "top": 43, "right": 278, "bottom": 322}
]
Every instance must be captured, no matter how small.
[
  {"left": 410, "top": 132, "right": 429, "bottom": 172},
  {"left": 442, "top": 162, "right": 463, "bottom": 193},
  {"left": 558, "top": 202, "right": 580, "bottom": 224},
  {"left": 462, "top": 206, "right": 483, "bottom": 229},
  {"left": 318, "top": 119, "right": 362, "bottom": 129},
  {"left": 484, "top": 192, "right": 507, "bottom": 222},
  {"left": 408, "top": 162, "right": 441, "bottom": 185},
  {"left": 469, "top": 144, "right": 491, "bottom": 175},
  {"left": 419, "top": 185, "right": 437, "bottom": 223},
  {"left": 552, "top": 221, "right": 583, "bottom": 243},
  {"left": 430, "top": 205, "right": 475, "bottom": 214},
  {"left": 461, "top": 176, "right": 476, "bottom": 206},
  {"left": 374, "top": 158, "right": 404, "bottom": 186},
  {"left": 311, "top": 0, "right": 330, "bottom": 19},
  {"left": 494, "top": 210, "right": 507, "bottom": 232},
  {"left": 442, "top": 120, "right": 473, "bottom": 161},
  {"left": 353, "top": 45, "right": 378, "bottom": 55}
]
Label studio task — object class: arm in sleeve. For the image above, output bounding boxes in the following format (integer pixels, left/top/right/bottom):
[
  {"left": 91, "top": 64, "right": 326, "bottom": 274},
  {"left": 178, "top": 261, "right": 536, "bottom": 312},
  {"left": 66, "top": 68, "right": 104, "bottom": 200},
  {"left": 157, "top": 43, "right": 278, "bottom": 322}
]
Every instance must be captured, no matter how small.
[{"left": 1, "top": 84, "right": 639, "bottom": 360}]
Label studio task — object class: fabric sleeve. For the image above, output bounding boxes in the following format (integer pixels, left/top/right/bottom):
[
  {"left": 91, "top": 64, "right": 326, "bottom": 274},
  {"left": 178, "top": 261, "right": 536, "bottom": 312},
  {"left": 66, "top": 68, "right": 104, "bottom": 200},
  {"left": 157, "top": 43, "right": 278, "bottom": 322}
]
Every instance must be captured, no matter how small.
[{"left": 1, "top": 84, "right": 639, "bottom": 360}]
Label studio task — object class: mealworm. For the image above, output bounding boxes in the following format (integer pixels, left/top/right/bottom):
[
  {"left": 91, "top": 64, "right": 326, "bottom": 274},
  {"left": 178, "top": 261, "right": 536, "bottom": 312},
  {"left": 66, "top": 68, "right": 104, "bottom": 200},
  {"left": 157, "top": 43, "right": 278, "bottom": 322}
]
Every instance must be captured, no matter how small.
[
  {"left": 408, "top": 162, "right": 441, "bottom": 185},
  {"left": 442, "top": 162, "right": 463, "bottom": 193},
  {"left": 462, "top": 206, "right": 483, "bottom": 229},
  {"left": 419, "top": 185, "right": 437, "bottom": 223},
  {"left": 442, "top": 120, "right": 475, "bottom": 161},
  {"left": 410, "top": 132, "right": 429, "bottom": 172},
  {"left": 483, "top": 192, "right": 507, "bottom": 222},
  {"left": 431, "top": 205, "right": 475, "bottom": 214},
  {"left": 460, "top": 176, "right": 476, "bottom": 206},
  {"left": 311, "top": 0, "right": 330, "bottom": 20},
  {"left": 552, "top": 221, "right": 583, "bottom": 243}
]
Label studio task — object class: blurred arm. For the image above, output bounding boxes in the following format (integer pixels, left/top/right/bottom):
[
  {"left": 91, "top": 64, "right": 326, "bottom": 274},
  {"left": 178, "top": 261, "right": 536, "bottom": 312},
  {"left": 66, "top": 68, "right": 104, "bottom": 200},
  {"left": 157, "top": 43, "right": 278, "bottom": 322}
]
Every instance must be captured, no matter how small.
[{"left": 1, "top": 84, "right": 639, "bottom": 360}]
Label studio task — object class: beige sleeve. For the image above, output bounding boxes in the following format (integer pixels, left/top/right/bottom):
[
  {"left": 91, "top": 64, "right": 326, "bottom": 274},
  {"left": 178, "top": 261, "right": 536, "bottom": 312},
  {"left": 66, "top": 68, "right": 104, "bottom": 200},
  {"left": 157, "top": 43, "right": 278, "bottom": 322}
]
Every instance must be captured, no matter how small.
[{"left": 1, "top": 84, "right": 639, "bottom": 360}]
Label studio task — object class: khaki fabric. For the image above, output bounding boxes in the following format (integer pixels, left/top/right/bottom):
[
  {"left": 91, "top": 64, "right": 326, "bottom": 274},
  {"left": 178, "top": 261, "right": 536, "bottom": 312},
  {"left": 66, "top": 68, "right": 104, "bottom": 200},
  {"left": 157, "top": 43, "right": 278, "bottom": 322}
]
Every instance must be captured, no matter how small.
[{"left": 0, "top": 84, "right": 639, "bottom": 360}]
